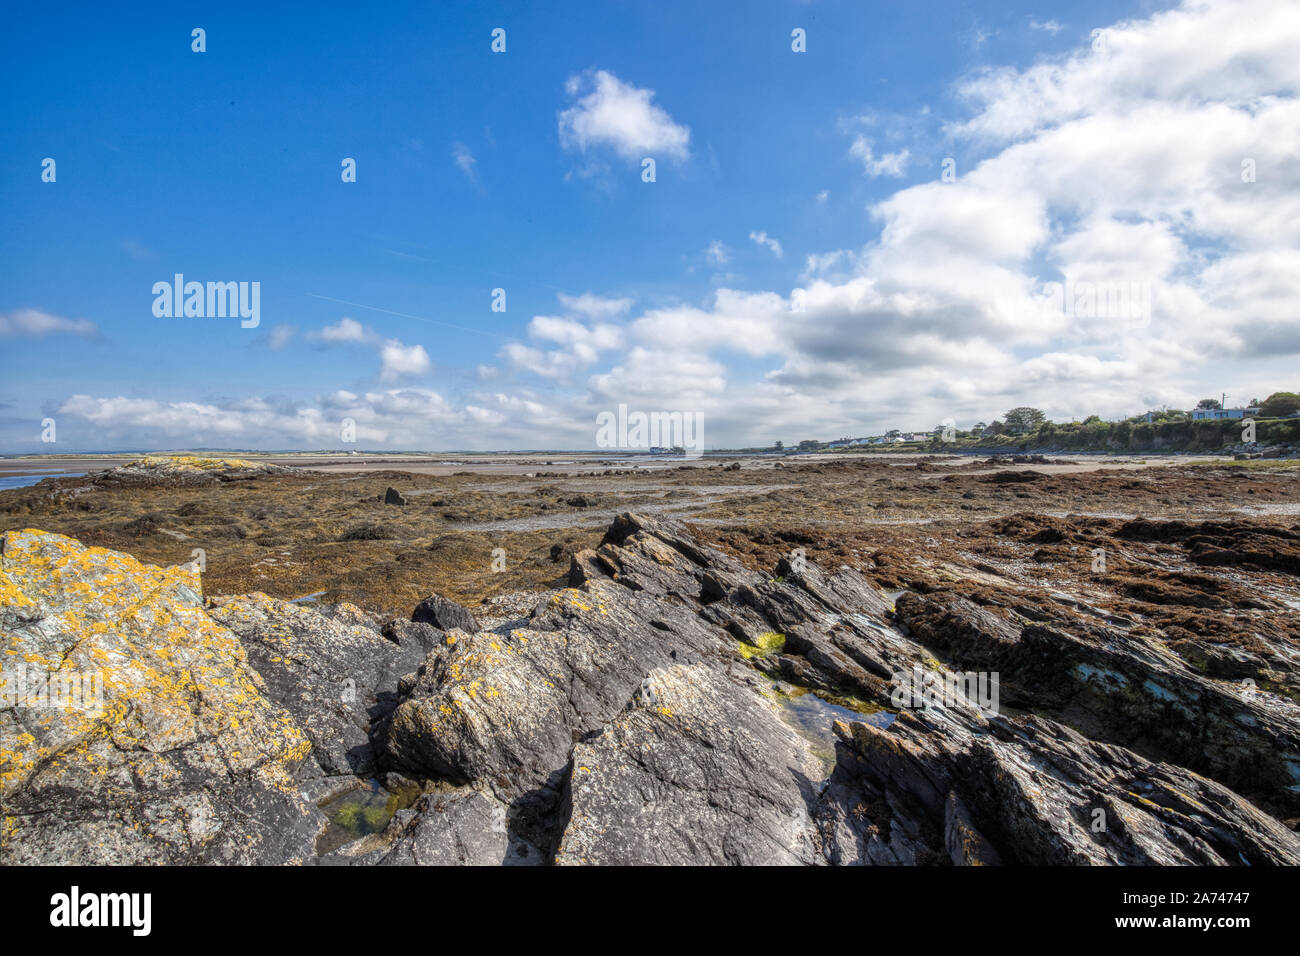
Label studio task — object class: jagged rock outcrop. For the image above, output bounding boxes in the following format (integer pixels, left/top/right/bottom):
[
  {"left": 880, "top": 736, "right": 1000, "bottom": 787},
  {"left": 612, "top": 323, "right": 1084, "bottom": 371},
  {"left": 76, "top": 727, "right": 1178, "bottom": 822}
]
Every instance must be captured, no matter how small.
[
  {"left": 0, "top": 529, "right": 321, "bottom": 864},
  {"left": 816, "top": 709, "right": 1300, "bottom": 865},
  {"left": 5, "top": 512, "right": 1299, "bottom": 866},
  {"left": 207, "top": 593, "right": 427, "bottom": 784},
  {"left": 894, "top": 590, "right": 1300, "bottom": 818},
  {"left": 90, "top": 455, "right": 302, "bottom": 488},
  {"left": 553, "top": 515, "right": 1300, "bottom": 868},
  {"left": 380, "top": 512, "right": 1300, "bottom": 864},
  {"left": 381, "top": 579, "right": 729, "bottom": 847}
]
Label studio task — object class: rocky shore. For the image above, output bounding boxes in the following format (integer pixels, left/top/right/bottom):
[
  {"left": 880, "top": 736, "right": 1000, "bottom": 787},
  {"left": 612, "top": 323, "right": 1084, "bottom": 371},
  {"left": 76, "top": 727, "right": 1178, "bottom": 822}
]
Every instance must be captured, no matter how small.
[{"left": 2, "top": 456, "right": 1298, "bottom": 865}]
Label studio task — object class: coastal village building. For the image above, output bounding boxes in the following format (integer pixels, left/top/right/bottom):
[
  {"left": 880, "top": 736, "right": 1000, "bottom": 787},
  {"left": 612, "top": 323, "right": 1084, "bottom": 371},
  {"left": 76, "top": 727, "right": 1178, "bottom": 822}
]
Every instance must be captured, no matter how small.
[{"left": 1190, "top": 407, "right": 1255, "bottom": 421}]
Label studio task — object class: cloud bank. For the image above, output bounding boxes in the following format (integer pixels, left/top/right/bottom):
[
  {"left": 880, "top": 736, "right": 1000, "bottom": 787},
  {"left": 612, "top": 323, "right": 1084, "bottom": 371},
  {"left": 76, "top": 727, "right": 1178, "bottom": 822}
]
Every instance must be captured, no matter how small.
[{"left": 24, "top": 0, "right": 1300, "bottom": 451}]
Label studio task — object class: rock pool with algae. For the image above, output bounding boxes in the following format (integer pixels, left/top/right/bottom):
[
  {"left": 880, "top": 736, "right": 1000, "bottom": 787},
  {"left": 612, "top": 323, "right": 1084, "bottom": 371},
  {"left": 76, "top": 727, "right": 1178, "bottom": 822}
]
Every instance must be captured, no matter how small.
[
  {"left": 315, "top": 779, "right": 419, "bottom": 855},
  {"left": 739, "top": 632, "right": 898, "bottom": 769},
  {"left": 769, "top": 682, "right": 896, "bottom": 771}
]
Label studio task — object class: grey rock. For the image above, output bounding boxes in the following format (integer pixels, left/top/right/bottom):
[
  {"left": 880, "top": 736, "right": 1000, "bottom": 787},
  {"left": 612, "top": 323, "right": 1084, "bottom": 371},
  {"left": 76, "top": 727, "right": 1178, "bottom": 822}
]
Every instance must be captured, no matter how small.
[
  {"left": 207, "top": 593, "right": 427, "bottom": 779},
  {"left": 554, "top": 663, "right": 823, "bottom": 865},
  {"left": 412, "top": 593, "right": 479, "bottom": 633},
  {"left": 0, "top": 529, "right": 323, "bottom": 865},
  {"left": 90, "top": 455, "right": 301, "bottom": 488},
  {"left": 894, "top": 590, "right": 1300, "bottom": 817},
  {"left": 384, "top": 580, "right": 728, "bottom": 801},
  {"left": 817, "top": 710, "right": 1300, "bottom": 865},
  {"left": 320, "top": 787, "right": 538, "bottom": 865},
  {"left": 382, "top": 617, "right": 444, "bottom": 653},
  {"left": 12, "top": 510, "right": 1300, "bottom": 868}
]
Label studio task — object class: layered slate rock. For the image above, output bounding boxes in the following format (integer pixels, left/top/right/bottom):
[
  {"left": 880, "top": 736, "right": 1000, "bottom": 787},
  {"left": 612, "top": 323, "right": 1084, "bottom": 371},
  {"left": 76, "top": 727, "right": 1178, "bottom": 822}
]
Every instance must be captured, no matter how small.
[
  {"left": 207, "top": 593, "right": 427, "bottom": 783},
  {"left": 7, "top": 512, "right": 1300, "bottom": 867},
  {"left": 568, "top": 510, "right": 755, "bottom": 601},
  {"left": 383, "top": 580, "right": 728, "bottom": 802},
  {"left": 894, "top": 590, "right": 1300, "bottom": 817},
  {"left": 697, "top": 557, "right": 902, "bottom": 700},
  {"left": 816, "top": 708, "right": 1300, "bottom": 866},
  {"left": 553, "top": 513, "right": 1300, "bottom": 865},
  {"left": 89, "top": 455, "right": 302, "bottom": 488},
  {"left": 385, "top": 625, "right": 583, "bottom": 797},
  {"left": 0, "top": 529, "right": 322, "bottom": 864},
  {"left": 555, "top": 663, "right": 823, "bottom": 865},
  {"left": 382, "top": 530, "right": 738, "bottom": 849}
]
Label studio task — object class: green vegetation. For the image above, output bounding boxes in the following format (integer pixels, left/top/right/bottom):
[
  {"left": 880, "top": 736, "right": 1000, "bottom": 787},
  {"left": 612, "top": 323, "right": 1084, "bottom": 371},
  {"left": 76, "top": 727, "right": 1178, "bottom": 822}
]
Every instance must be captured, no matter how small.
[
  {"left": 787, "top": 393, "right": 1299, "bottom": 456},
  {"left": 1260, "top": 391, "right": 1300, "bottom": 418},
  {"left": 1004, "top": 406, "right": 1047, "bottom": 435},
  {"left": 738, "top": 631, "right": 786, "bottom": 659},
  {"left": 1191, "top": 457, "right": 1300, "bottom": 471},
  {"left": 332, "top": 802, "right": 393, "bottom": 834},
  {"left": 979, "top": 414, "right": 1300, "bottom": 453},
  {"left": 841, "top": 407, "right": 1298, "bottom": 455}
]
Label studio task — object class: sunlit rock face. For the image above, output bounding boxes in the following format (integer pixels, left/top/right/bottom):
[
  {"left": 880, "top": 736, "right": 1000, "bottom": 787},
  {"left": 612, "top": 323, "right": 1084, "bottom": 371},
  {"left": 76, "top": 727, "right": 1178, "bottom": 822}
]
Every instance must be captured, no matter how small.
[
  {"left": 0, "top": 528, "right": 322, "bottom": 864},
  {"left": 90, "top": 455, "right": 303, "bottom": 488},
  {"left": 5, "top": 514, "right": 1300, "bottom": 866}
]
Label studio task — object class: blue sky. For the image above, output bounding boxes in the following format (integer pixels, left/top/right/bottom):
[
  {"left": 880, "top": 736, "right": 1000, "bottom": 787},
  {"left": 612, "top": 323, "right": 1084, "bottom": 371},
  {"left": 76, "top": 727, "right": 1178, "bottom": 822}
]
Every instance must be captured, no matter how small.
[{"left": 2, "top": 0, "right": 1297, "bottom": 451}]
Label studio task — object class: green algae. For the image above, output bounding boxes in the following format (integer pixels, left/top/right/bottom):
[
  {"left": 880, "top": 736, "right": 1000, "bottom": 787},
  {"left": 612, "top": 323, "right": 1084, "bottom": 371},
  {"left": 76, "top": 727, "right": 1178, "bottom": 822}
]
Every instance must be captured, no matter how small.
[
  {"left": 737, "top": 631, "right": 786, "bottom": 659},
  {"left": 315, "top": 778, "right": 419, "bottom": 854}
]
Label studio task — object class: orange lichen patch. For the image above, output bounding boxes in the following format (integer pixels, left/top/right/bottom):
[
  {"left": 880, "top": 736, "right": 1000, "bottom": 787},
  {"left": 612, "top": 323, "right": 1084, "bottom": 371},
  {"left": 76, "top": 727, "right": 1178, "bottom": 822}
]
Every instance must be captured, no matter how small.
[
  {"left": 0, "top": 529, "right": 310, "bottom": 799},
  {"left": 547, "top": 587, "right": 612, "bottom": 617}
]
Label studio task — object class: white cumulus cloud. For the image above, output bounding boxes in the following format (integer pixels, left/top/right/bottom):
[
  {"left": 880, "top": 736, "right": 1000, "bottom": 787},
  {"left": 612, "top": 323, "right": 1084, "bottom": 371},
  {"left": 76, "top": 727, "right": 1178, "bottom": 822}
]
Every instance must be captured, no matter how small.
[
  {"left": 558, "top": 70, "right": 690, "bottom": 161},
  {"left": 379, "top": 340, "right": 432, "bottom": 382}
]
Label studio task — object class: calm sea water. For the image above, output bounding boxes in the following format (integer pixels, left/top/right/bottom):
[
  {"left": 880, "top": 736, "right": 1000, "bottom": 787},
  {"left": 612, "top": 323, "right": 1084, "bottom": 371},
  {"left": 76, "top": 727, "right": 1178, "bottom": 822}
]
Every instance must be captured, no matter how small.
[{"left": 0, "top": 472, "right": 87, "bottom": 491}]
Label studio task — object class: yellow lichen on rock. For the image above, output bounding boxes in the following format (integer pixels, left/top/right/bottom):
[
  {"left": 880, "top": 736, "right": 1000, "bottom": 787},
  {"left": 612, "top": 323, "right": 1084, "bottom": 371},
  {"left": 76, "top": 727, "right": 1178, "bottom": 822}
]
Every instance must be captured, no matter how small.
[
  {"left": 137, "top": 454, "right": 262, "bottom": 470},
  {"left": 0, "top": 529, "right": 310, "bottom": 804}
]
